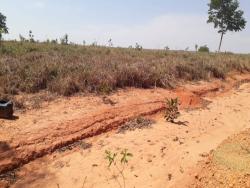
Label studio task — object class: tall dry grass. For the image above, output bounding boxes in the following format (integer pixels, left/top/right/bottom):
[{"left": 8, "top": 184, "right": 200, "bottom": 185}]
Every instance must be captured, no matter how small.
[{"left": 0, "top": 41, "right": 250, "bottom": 98}]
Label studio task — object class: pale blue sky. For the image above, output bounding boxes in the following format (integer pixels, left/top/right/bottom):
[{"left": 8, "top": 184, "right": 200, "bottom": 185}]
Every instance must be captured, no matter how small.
[{"left": 0, "top": 0, "right": 249, "bottom": 53}]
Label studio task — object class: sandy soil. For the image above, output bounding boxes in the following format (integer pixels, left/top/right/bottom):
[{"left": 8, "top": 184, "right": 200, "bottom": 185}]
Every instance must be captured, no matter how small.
[
  {"left": 190, "top": 128, "right": 250, "bottom": 188},
  {"left": 2, "top": 79, "right": 250, "bottom": 188},
  {"left": 2, "top": 74, "right": 250, "bottom": 174}
]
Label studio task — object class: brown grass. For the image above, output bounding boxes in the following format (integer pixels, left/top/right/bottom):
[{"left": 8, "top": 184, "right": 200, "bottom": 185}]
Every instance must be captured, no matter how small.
[{"left": 1, "top": 41, "right": 250, "bottom": 100}]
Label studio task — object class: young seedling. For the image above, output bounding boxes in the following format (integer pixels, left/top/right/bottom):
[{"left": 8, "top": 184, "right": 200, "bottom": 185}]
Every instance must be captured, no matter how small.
[
  {"left": 105, "top": 149, "right": 133, "bottom": 188},
  {"left": 164, "top": 98, "right": 180, "bottom": 123},
  {"left": 105, "top": 150, "right": 118, "bottom": 167}
]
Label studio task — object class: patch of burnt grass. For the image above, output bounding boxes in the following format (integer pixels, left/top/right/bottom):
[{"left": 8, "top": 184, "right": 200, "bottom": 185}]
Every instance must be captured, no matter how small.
[
  {"left": 0, "top": 168, "right": 19, "bottom": 187},
  {"left": 57, "top": 141, "right": 92, "bottom": 153},
  {"left": 118, "top": 117, "right": 155, "bottom": 134}
]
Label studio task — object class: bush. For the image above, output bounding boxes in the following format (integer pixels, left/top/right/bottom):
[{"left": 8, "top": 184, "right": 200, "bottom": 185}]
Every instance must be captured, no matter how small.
[
  {"left": 198, "top": 45, "right": 210, "bottom": 53},
  {"left": 164, "top": 98, "right": 180, "bottom": 123}
]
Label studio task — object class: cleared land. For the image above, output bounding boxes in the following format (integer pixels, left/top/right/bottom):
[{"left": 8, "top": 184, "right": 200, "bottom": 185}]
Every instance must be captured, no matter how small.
[{"left": 1, "top": 79, "right": 250, "bottom": 188}]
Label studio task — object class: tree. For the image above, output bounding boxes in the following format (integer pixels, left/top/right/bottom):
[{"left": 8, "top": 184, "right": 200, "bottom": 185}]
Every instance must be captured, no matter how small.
[
  {"left": 108, "top": 38, "right": 113, "bottom": 47},
  {"left": 207, "top": 0, "right": 246, "bottom": 52},
  {"left": 83, "top": 40, "right": 86, "bottom": 46},
  {"left": 164, "top": 46, "right": 170, "bottom": 51},
  {"left": 29, "top": 30, "right": 35, "bottom": 42},
  {"left": 0, "top": 12, "right": 8, "bottom": 43},
  {"left": 51, "top": 39, "right": 58, "bottom": 44},
  {"left": 198, "top": 45, "right": 210, "bottom": 53},
  {"left": 60, "top": 34, "right": 69, "bottom": 45},
  {"left": 135, "top": 43, "right": 143, "bottom": 51},
  {"left": 195, "top": 44, "right": 198, "bottom": 52}
]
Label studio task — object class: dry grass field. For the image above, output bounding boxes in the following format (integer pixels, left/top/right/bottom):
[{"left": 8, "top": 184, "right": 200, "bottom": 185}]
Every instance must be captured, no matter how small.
[{"left": 1, "top": 41, "right": 250, "bottom": 100}]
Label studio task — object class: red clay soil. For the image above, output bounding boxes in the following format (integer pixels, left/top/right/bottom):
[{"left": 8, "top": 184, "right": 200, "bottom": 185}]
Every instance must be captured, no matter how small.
[{"left": 0, "top": 74, "right": 250, "bottom": 174}]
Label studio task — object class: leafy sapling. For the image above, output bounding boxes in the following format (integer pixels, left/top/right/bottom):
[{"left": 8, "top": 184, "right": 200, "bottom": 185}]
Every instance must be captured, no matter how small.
[
  {"left": 165, "top": 98, "right": 181, "bottom": 123},
  {"left": 105, "top": 149, "right": 133, "bottom": 188}
]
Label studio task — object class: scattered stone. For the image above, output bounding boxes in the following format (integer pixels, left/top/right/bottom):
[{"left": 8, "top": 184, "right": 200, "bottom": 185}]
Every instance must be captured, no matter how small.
[
  {"left": 54, "top": 161, "right": 65, "bottom": 169},
  {"left": 199, "top": 152, "right": 209, "bottom": 158},
  {"left": 179, "top": 166, "right": 184, "bottom": 174},
  {"left": 161, "top": 146, "right": 167, "bottom": 153},
  {"left": 179, "top": 139, "right": 185, "bottom": 145},
  {"left": 102, "top": 96, "right": 117, "bottom": 106},
  {"left": 173, "top": 137, "right": 179, "bottom": 142},
  {"left": 168, "top": 173, "right": 172, "bottom": 181},
  {"left": 195, "top": 174, "right": 199, "bottom": 179},
  {"left": 130, "top": 166, "right": 135, "bottom": 171},
  {"left": 79, "top": 142, "right": 93, "bottom": 150}
]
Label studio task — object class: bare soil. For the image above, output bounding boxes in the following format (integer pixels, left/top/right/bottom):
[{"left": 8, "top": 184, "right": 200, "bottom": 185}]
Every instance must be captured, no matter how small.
[
  {"left": 0, "top": 74, "right": 250, "bottom": 187},
  {"left": 188, "top": 128, "right": 250, "bottom": 188}
]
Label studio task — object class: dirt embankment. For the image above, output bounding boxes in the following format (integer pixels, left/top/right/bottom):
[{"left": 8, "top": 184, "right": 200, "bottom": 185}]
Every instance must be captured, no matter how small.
[
  {"left": 6, "top": 77, "right": 250, "bottom": 188},
  {"left": 0, "top": 74, "right": 250, "bottom": 175}
]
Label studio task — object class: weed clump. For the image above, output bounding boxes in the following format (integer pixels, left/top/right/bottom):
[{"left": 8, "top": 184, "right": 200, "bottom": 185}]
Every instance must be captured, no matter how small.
[{"left": 164, "top": 98, "right": 180, "bottom": 123}]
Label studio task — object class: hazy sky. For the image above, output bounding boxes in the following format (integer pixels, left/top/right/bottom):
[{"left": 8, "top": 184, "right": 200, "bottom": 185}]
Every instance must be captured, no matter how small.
[{"left": 0, "top": 0, "right": 249, "bottom": 53}]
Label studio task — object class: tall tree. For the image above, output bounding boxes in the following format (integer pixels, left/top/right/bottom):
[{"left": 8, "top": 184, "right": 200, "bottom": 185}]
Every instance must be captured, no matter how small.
[
  {"left": 0, "top": 12, "right": 8, "bottom": 43},
  {"left": 207, "top": 0, "right": 246, "bottom": 52}
]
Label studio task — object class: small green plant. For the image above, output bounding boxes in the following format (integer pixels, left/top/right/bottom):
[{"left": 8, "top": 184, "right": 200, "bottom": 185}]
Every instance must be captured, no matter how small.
[
  {"left": 164, "top": 98, "right": 180, "bottom": 123},
  {"left": 105, "top": 149, "right": 133, "bottom": 188},
  {"left": 105, "top": 150, "right": 117, "bottom": 167}
]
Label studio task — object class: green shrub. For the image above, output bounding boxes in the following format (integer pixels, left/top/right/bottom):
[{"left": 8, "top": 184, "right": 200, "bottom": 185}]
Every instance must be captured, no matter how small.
[{"left": 198, "top": 45, "right": 210, "bottom": 53}]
